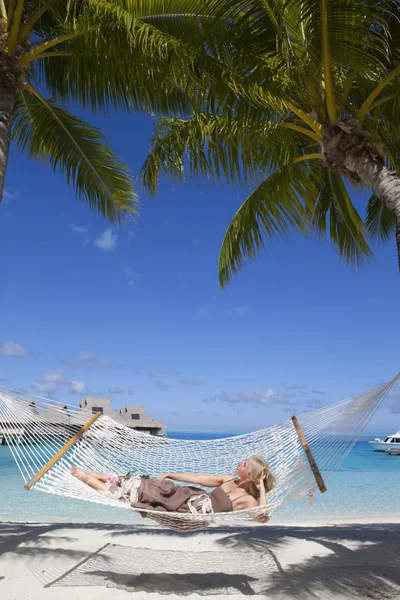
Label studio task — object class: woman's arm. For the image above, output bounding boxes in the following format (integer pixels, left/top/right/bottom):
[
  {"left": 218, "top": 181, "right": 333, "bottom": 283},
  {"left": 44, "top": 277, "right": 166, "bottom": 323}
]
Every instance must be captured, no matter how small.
[
  {"left": 156, "top": 472, "right": 231, "bottom": 487},
  {"left": 247, "top": 476, "right": 269, "bottom": 523},
  {"left": 258, "top": 476, "right": 267, "bottom": 508}
]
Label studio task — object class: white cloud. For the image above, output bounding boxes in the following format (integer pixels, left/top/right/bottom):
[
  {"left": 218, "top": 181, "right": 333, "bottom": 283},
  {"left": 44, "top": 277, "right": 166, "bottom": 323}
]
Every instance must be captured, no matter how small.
[
  {"left": 126, "top": 229, "right": 136, "bottom": 242},
  {"left": 98, "top": 357, "right": 113, "bottom": 367},
  {"left": 69, "top": 380, "right": 86, "bottom": 395},
  {"left": 178, "top": 378, "right": 204, "bottom": 386},
  {"left": 304, "top": 397, "right": 324, "bottom": 410},
  {"left": 32, "top": 369, "right": 64, "bottom": 394},
  {"left": 108, "top": 386, "right": 124, "bottom": 394},
  {"left": 43, "top": 369, "right": 64, "bottom": 383},
  {"left": 3, "top": 189, "right": 20, "bottom": 201},
  {"left": 0, "top": 340, "right": 27, "bottom": 357},
  {"left": 198, "top": 307, "right": 211, "bottom": 317},
  {"left": 70, "top": 224, "right": 91, "bottom": 235},
  {"left": 94, "top": 228, "right": 117, "bottom": 251},
  {"left": 32, "top": 381, "right": 59, "bottom": 394},
  {"left": 157, "top": 381, "right": 171, "bottom": 392},
  {"left": 69, "top": 224, "right": 91, "bottom": 246},
  {"left": 235, "top": 305, "right": 249, "bottom": 315},
  {"left": 121, "top": 262, "right": 142, "bottom": 286},
  {"left": 77, "top": 352, "right": 94, "bottom": 362},
  {"left": 31, "top": 369, "right": 87, "bottom": 397},
  {"left": 224, "top": 305, "right": 250, "bottom": 317},
  {"left": 135, "top": 365, "right": 179, "bottom": 377},
  {"left": 60, "top": 352, "right": 112, "bottom": 368},
  {"left": 282, "top": 383, "right": 307, "bottom": 391},
  {"left": 203, "top": 389, "right": 289, "bottom": 407},
  {"left": 280, "top": 382, "right": 328, "bottom": 408},
  {"left": 77, "top": 352, "right": 113, "bottom": 368}
]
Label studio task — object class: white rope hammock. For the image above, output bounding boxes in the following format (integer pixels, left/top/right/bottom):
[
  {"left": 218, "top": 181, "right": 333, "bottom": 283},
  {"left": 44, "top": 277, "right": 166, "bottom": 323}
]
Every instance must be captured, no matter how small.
[{"left": 0, "top": 374, "right": 399, "bottom": 532}]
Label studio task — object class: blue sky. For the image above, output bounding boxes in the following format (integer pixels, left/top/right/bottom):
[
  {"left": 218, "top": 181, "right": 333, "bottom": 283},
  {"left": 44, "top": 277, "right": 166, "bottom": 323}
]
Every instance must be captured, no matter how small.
[{"left": 0, "top": 108, "right": 399, "bottom": 433}]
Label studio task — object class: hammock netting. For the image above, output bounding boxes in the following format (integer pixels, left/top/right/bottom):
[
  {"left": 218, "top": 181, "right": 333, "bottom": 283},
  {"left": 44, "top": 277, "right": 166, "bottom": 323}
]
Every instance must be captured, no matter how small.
[{"left": 0, "top": 374, "right": 398, "bottom": 532}]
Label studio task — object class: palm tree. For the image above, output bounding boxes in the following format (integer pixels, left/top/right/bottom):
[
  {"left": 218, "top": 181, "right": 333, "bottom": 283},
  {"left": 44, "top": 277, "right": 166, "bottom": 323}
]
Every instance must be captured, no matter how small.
[
  {"left": 140, "top": 0, "right": 400, "bottom": 285},
  {"left": 0, "top": 0, "right": 219, "bottom": 221}
]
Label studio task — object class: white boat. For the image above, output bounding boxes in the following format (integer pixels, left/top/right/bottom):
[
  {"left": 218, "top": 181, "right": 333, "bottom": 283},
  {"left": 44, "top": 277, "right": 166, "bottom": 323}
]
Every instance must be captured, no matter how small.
[
  {"left": 368, "top": 431, "right": 400, "bottom": 452},
  {"left": 385, "top": 447, "right": 400, "bottom": 456}
]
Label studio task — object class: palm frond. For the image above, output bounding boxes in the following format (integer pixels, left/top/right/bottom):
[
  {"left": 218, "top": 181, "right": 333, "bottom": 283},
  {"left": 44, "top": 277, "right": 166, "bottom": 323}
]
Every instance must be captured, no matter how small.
[
  {"left": 198, "top": 0, "right": 285, "bottom": 58},
  {"left": 23, "top": 0, "right": 79, "bottom": 39},
  {"left": 31, "top": 0, "right": 295, "bottom": 116},
  {"left": 218, "top": 160, "right": 321, "bottom": 288},
  {"left": 32, "top": 15, "right": 190, "bottom": 113},
  {"left": 88, "top": 0, "right": 232, "bottom": 57},
  {"left": 285, "top": 0, "right": 392, "bottom": 75},
  {"left": 366, "top": 192, "right": 396, "bottom": 242},
  {"left": 140, "top": 112, "right": 307, "bottom": 194},
  {"left": 13, "top": 87, "right": 137, "bottom": 222},
  {"left": 364, "top": 112, "right": 400, "bottom": 173},
  {"left": 28, "top": 1, "right": 210, "bottom": 113},
  {"left": 314, "top": 171, "right": 372, "bottom": 267}
]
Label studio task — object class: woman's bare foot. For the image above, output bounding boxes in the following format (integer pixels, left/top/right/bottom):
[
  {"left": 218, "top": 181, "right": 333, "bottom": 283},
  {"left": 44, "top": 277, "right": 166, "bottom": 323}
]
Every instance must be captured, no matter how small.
[
  {"left": 70, "top": 466, "right": 106, "bottom": 491},
  {"left": 70, "top": 467, "right": 108, "bottom": 482},
  {"left": 70, "top": 466, "right": 88, "bottom": 482}
]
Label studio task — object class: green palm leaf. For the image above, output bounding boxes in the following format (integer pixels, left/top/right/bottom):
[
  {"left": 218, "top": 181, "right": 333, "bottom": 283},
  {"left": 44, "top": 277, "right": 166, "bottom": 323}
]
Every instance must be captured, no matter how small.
[
  {"left": 141, "top": 112, "right": 304, "bottom": 193},
  {"left": 285, "top": 0, "right": 391, "bottom": 73},
  {"left": 314, "top": 171, "right": 372, "bottom": 266},
  {"left": 366, "top": 193, "right": 396, "bottom": 242},
  {"left": 13, "top": 87, "right": 137, "bottom": 222},
  {"left": 5, "top": 0, "right": 400, "bottom": 275},
  {"left": 34, "top": 11, "right": 191, "bottom": 113},
  {"left": 36, "top": 0, "right": 236, "bottom": 114},
  {"left": 218, "top": 160, "right": 321, "bottom": 288}
]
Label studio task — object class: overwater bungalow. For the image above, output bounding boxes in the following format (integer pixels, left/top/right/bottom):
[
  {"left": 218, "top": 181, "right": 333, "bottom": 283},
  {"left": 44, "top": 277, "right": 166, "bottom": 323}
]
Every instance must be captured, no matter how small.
[
  {"left": 0, "top": 395, "right": 166, "bottom": 444},
  {"left": 79, "top": 397, "right": 166, "bottom": 436}
]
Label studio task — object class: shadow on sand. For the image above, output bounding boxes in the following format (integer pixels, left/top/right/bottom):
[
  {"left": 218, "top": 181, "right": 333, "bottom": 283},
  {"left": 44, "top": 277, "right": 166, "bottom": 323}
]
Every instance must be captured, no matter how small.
[{"left": 1, "top": 521, "right": 400, "bottom": 597}]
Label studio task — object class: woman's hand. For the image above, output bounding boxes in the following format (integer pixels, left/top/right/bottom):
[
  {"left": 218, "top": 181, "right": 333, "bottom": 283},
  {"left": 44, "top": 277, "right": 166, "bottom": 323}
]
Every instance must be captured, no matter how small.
[
  {"left": 256, "top": 475, "right": 266, "bottom": 491},
  {"left": 255, "top": 511, "right": 269, "bottom": 524},
  {"left": 255, "top": 474, "right": 268, "bottom": 523},
  {"left": 156, "top": 473, "right": 170, "bottom": 482}
]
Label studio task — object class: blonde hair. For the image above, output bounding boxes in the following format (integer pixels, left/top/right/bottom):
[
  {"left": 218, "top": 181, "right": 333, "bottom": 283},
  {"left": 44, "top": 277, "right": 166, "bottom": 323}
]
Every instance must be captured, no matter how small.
[{"left": 246, "top": 456, "right": 276, "bottom": 500}]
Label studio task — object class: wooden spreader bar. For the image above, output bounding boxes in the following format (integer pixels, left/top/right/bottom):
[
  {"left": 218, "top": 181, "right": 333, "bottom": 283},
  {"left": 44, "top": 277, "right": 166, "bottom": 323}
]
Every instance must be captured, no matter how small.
[
  {"left": 24, "top": 411, "right": 102, "bottom": 491},
  {"left": 291, "top": 415, "right": 327, "bottom": 494}
]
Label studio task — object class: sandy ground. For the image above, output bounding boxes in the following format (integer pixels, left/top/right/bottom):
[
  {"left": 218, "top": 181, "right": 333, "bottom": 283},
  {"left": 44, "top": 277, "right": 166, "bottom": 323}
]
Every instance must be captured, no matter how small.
[{"left": 1, "top": 519, "right": 400, "bottom": 599}]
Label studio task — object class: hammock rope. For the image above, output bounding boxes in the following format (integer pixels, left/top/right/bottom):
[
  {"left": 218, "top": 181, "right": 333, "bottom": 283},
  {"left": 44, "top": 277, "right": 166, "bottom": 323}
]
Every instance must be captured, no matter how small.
[{"left": 0, "top": 374, "right": 399, "bottom": 532}]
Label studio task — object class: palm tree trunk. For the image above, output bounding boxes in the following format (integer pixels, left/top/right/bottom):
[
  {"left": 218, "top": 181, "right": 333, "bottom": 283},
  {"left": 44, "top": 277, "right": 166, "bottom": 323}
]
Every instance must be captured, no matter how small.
[
  {"left": 0, "top": 87, "right": 16, "bottom": 201},
  {"left": 343, "top": 154, "right": 400, "bottom": 268}
]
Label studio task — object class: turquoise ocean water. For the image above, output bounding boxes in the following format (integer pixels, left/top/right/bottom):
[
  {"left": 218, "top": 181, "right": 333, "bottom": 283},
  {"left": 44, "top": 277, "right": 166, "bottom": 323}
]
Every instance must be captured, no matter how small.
[{"left": 1, "top": 431, "right": 400, "bottom": 524}]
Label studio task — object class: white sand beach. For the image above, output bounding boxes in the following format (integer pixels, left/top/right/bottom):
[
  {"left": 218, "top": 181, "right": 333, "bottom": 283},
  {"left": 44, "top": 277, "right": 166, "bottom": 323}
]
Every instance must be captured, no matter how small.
[{"left": 1, "top": 518, "right": 400, "bottom": 599}]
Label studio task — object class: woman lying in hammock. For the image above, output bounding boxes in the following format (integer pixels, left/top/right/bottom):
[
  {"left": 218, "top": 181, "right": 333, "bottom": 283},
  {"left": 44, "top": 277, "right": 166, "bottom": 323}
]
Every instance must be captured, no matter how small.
[{"left": 70, "top": 456, "right": 276, "bottom": 522}]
